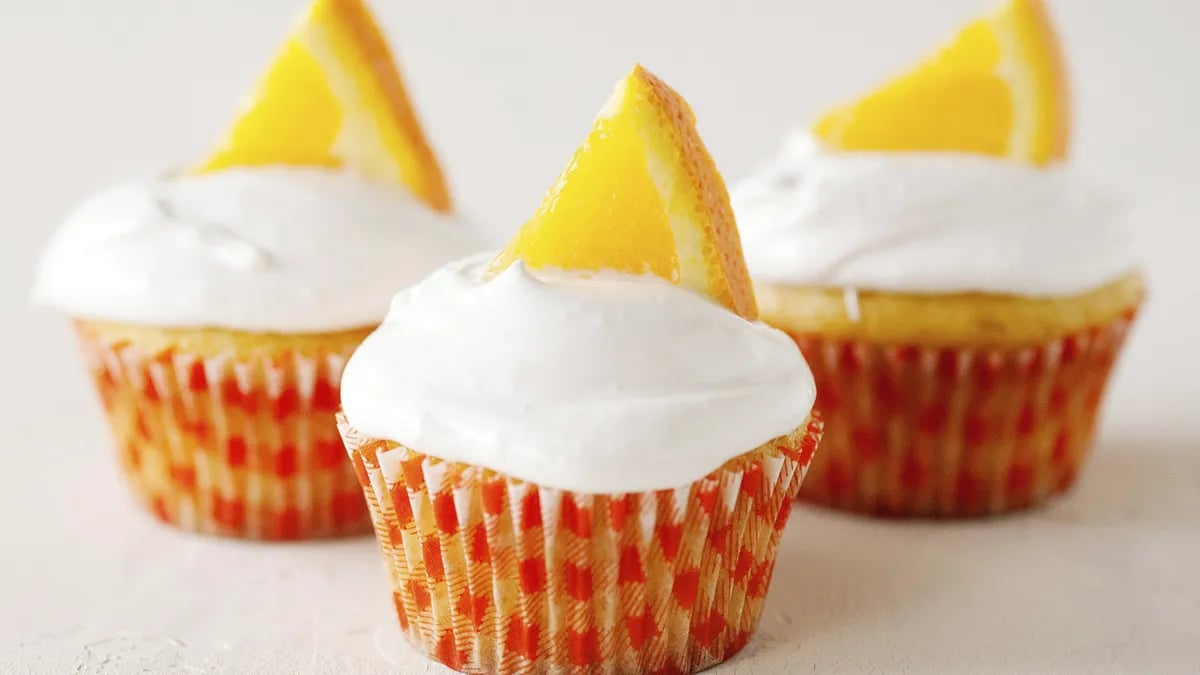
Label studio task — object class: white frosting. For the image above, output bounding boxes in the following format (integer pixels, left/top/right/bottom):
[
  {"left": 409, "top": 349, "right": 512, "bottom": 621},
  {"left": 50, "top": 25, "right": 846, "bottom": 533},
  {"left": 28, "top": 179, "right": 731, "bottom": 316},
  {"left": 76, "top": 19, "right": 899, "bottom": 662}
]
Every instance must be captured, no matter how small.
[
  {"left": 732, "top": 134, "right": 1137, "bottom": 296},
  {"left": 341, "top": 256, "right": 816, "bottom": 494},
  {"left": 33, "top": 167, "right": 485, "bottom": 332}
]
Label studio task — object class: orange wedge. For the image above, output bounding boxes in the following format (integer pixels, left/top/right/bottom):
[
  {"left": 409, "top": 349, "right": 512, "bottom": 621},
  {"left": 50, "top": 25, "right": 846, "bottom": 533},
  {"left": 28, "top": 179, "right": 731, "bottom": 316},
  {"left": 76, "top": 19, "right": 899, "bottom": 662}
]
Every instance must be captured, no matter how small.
[
  {"left": 491, "top": 65, "right": 757, "bottom": 319},
  {"left": 197, "top": 0, "right": 451, "bottom": 212},
  {"left": 813, "top": 0, "right": 1069, "bottom": 165}
]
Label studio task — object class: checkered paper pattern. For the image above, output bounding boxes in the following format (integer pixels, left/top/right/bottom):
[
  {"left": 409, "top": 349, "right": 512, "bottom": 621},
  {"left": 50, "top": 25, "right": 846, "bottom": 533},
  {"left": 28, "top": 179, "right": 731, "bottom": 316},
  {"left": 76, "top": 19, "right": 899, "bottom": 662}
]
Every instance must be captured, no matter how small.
[
  {"left": 77, "top": 325, "right": 372, "bottom": 539},
  {"left": 789, "top": 308, "right": 1138, "bottom": 518},
  {"left": 340, "top": 415, "right": 823, "bottom": 674}
]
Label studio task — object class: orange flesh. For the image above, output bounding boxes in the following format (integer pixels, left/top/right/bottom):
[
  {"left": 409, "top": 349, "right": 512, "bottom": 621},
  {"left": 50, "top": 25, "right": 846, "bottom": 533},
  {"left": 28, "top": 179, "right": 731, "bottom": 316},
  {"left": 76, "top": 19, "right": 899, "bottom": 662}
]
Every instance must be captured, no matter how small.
[
  {"left": 198, "top": 0, "right": 451, "bottom": 211},
  {"left": 492, "top": 65, "right": 757, "bottom": 320},
  {"left": 814, "top": 0, "right": 1069, "bottom": 165}
]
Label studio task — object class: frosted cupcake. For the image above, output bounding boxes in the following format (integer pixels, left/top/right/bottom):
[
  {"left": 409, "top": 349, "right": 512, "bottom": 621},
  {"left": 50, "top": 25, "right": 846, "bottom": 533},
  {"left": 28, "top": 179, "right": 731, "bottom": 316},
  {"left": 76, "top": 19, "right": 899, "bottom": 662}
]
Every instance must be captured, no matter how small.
[
  {"left": 32, "top": 0, "right": 482, "bottom": 539},
  {"left": 732, "top": 0, "right": 1142, "bottom": 517},
  {"left": 339, "top": 66, "right": 821, "bottom": 673}
]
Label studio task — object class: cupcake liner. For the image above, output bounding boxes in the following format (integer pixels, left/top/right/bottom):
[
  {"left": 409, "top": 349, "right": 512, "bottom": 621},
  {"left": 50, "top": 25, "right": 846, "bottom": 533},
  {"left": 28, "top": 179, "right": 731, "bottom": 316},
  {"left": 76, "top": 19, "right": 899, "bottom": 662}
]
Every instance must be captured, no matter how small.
[
  {"left": 77, "top": 325, "right": 372, "bottom": 539},
  {"left": 786, "top": 308, "right": 1138, "bottom": 518},
  {"left": 340, "top": 414, "right": 823, "bottom": 674}
]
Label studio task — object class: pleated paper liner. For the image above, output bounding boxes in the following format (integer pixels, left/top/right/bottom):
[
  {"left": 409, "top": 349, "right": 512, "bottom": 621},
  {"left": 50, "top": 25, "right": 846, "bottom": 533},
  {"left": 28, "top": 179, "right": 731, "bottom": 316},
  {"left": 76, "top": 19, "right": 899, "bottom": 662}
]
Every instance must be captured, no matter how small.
[
  {"left": 340, "top": 414, "right": 823, "bottom": 674},
  {"left": 787, "top": 308, "right": 1138, "bottom": 518},
  {"left": 76, "top": 321, "right": 373, "bottom": 539}
]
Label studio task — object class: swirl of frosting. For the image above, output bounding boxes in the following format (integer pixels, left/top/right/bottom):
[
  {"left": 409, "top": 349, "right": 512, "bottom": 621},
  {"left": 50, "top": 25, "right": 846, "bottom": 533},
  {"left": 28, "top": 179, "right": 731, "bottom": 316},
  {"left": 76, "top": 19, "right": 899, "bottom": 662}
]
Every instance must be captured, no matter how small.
[
  {"left": 33, "top": 167, "right": 484, "bottom": 332},
  {"left": 341, "top": 255, "right": 816, "bottom": 493},
  {"left": 732, "top": 134, "right": 1136, "bottom": 296}
]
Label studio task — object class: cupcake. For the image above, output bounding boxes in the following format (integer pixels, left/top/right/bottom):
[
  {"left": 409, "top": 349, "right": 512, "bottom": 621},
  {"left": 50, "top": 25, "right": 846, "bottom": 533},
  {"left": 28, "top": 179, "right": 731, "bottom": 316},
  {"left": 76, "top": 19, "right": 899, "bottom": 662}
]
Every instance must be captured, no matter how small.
[
  {"left": 339, "top": 66, "right": 822, "bottom": 673},
  {"left": 31, "top": 0, "right": 483, "bottom": 539},
  {"left": 732, "top": 0, "right": 1143, "bottom": 518}
]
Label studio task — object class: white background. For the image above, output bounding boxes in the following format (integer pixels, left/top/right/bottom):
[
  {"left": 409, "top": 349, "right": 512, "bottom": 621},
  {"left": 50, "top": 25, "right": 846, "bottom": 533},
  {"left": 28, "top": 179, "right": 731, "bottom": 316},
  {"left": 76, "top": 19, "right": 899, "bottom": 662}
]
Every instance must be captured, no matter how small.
[{"left": 1, "top": 1, "right": 1197, "bottom": 673}]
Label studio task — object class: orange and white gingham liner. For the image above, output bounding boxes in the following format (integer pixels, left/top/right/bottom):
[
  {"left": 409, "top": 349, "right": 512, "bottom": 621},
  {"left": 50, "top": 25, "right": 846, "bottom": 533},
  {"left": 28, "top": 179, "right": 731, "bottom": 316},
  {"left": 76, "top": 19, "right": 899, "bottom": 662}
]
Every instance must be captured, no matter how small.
[
  {"left": 77, "top": 327, "right": 371, "bottom": 539},
  {"left": 340, "top": 415, "right": 823, "bottom": 674},
  {"left": 788, "top": 309, "right": 1138, "bottom": 518}
]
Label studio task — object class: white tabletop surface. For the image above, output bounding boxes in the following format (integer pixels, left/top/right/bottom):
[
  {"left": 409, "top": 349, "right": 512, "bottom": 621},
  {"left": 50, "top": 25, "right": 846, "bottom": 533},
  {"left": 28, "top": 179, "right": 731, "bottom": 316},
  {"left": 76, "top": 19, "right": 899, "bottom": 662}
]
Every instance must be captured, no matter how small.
[{"left": 2, "top": 1, "right": 1198, "bottom": 673}]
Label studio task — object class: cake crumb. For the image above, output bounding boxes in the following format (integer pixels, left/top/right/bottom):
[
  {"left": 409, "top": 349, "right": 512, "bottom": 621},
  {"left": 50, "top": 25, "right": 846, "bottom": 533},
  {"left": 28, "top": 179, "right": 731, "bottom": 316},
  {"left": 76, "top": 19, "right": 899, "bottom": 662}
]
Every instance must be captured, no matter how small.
[{"left": 843, "top": 287, "right": 861, "bottom": 322}]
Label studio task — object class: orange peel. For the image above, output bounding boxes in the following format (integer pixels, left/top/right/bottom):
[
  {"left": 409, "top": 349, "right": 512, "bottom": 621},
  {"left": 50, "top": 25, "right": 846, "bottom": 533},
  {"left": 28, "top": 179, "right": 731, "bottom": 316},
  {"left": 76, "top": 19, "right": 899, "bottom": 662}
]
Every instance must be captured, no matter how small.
[
  {"left": 814, "top": 0, "right": 1069, "bottom": 165},
  {"left": 492, "top": 65, "right": 756, "bottom": 319},
  {"left": 198, "top": 0, "right": 451, "bottom": 211}
]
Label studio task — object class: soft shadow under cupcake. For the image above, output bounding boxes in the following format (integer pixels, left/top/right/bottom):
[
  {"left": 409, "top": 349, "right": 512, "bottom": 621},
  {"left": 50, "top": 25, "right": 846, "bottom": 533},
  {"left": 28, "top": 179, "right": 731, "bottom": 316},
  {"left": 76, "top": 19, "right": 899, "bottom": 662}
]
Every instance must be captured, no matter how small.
[
  {"left": 714, "top": 436, "right": 1199, "bottom": 673},
  {"left": 719, "top": 509, "right": 978, "bottom": 671},
  {"left": 1031, "top": 436, "right": 1200, "bottom": 530}
]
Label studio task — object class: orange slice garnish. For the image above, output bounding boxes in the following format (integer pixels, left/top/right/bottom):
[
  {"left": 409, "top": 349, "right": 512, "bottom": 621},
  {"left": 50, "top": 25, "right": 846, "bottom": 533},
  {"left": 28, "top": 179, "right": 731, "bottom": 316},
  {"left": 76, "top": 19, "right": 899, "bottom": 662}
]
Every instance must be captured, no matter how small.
[
  {"left": 491, "top": 65, "right": 757, "bottom": 320},
  {"left": 197, "top": 0, "right": 451, "bottom": 211},
  {"left": 813, "top": 0, "right": 1069, "bottom": 165}
]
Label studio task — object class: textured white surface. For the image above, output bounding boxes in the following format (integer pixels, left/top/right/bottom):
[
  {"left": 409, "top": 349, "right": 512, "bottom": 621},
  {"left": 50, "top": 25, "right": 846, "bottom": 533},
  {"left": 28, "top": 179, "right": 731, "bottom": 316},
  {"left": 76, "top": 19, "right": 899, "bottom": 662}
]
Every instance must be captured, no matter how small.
[
  {"left": 341, "top": 256, "right": 815, "bottom": 494},
  {"left": 32, "top": 167, "right": 482, "bottom": 332},
  {"left": 731, "top": 134, "right": 1135, "bottom": 295},
  {"left": 2, "top": 0, "right": 1199, "bottom": 673}
]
